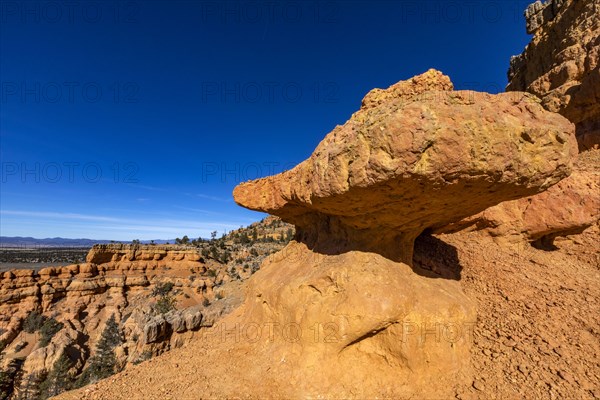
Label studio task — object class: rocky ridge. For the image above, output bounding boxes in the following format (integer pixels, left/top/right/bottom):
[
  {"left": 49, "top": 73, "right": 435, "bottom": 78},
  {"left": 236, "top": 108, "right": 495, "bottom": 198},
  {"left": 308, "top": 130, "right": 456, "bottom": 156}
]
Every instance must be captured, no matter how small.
[
  {"left": 9, "top": 1, "right": 600, "bottom": 398},
  {"left": 55, "top": 60, "right": 599, "bottom": 399},
  {"left": 441, "top": 0, "right": 600, "bottom": 246},
  {"left": 508, "top": 0, "right": 600, "bottom": 150},
  {"left": 0, "top": 245, "right": 233, "bottom": 398}
]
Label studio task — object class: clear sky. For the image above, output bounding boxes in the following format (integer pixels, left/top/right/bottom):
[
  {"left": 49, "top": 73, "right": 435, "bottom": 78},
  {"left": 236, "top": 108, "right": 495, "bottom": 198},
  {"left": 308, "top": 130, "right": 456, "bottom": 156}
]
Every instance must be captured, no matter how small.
[{"left": 0, "top": 0, "right": 532, "bottom": 240}]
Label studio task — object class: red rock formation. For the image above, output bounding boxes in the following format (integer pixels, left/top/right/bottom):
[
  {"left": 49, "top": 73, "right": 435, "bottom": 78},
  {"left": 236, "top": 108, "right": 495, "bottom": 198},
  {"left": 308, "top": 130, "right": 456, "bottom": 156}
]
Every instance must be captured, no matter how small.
[
  {"left": 436, "top": 154, "right": 600, "bottom": 248},
  {"left": 0, "top": 244, "right": 228, "bottom": 394},
  {"left": 442, "top": 0, "right": 600, "bottom": 245},
  {"left": 507, "top": 0, "right": 600, "bottom": 150}
]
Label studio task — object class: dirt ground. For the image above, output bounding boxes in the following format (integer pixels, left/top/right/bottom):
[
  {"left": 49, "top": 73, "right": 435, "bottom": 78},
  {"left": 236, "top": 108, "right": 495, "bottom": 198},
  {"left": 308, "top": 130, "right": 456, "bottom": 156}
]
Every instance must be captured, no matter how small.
[{"left": 447, "top": 225, "right": 600, "bottom": 400}]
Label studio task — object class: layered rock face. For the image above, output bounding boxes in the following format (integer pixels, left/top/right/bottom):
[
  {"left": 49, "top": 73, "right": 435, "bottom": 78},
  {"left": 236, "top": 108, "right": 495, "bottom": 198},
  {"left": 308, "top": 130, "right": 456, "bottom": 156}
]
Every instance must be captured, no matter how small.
[
  {"left": 226, "top": 70, "right": 576, "bottom": 396},
  {"left": 1, "top": 244, "right": 215, "bottom": 313},
  {"left": 0, "top": 244, "right": 229, "bottom": 396},
  {"left": 235, "top": 69, "right": 576, "bottom": 265},
  {"left": 507, "top": 0, "right": 600, "bottom": 150}
]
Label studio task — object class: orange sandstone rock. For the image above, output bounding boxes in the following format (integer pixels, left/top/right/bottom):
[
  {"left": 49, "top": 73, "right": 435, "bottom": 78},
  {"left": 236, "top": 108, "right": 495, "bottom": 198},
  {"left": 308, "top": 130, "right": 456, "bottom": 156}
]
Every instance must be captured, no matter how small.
[
  {"left": 508, "top": 0, "right": 600, "bottom": 150},
  {"left": 234, "top": 69, "right": 576, "bottom": 264}
]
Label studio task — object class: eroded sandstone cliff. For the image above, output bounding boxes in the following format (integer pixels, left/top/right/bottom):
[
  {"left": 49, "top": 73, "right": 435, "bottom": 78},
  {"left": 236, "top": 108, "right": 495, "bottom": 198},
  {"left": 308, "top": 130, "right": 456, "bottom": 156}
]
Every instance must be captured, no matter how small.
[
  {"left": 508, "top": 0, "right": 600, "bottom": 150},
  {"left": 0, "top": 245, "right": 232, "bottom": 398}
]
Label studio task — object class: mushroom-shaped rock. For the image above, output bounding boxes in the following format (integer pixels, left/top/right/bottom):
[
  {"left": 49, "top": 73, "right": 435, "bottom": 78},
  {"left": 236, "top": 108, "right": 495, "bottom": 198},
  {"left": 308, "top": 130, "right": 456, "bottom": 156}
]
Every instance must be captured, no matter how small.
[{"left": 234, "top": 69, "right": 577, "bottom": 264}]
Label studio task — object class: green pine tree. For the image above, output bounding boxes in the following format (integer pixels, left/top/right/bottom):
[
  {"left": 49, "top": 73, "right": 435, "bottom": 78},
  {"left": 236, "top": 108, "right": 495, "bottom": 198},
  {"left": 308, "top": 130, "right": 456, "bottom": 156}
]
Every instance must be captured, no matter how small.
[
  {"left": 0, "top": 368, "right": 10, "bottom": 400},
  {"left": 12, "top": 372, "right": 43, "bottom": 400},
  {"left": 39, "top": 352, "right": 73, "bottom": 398},
  {"left": 76, "top": 315, "right": 122, "bottom": 387},
  {"left": 0, "top": 358, "right": 24, "bottom": 400}
]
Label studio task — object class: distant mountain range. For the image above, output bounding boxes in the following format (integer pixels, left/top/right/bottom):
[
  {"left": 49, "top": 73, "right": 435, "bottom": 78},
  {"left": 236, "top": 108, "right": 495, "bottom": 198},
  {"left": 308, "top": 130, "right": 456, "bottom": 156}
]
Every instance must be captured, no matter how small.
[{"left": 0, "top": 237, "right": 174, "bottom": 248}]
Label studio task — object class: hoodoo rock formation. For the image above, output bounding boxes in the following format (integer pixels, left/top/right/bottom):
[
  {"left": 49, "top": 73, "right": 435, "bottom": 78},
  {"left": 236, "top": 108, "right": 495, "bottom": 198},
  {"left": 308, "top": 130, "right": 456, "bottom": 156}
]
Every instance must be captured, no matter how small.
[
  {"left": 223, "top": 69, "right": 577, "bottom": 397},
  {"left": 52, "top": 73, "right": 594, "bottom": 400},
  {"left": 47, "top": 4, "right": 599, "bottom": 399},
  {"left": 507, "top": 0, "right": 600, "bottom": 150}
]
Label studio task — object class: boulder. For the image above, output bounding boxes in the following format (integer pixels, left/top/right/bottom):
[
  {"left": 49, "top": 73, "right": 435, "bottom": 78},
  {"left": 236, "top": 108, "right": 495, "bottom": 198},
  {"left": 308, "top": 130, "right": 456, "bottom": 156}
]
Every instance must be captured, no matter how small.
[
  {"left": 227, "top": 241, "right": 476, "bottom": 396},
  {"left": 234, "top": 69, "right": 576, "bottom": 265},
  {"left": 143, "top": 315, "right": 171, "bottom": 344},
  {"left": 182, "top": 308, "right": 203, "bottom": 331}
]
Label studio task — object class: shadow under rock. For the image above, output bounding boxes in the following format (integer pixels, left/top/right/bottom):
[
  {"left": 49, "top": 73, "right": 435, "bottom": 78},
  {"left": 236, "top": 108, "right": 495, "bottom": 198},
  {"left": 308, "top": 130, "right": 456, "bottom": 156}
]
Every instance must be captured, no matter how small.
[{"left": 412, "top": 232, "right": 463, "bottom": 281}]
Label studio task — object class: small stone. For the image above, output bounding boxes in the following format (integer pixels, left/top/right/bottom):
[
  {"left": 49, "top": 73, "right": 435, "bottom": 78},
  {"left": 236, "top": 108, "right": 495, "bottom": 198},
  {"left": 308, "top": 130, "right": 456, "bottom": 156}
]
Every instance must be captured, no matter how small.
[
  {"left": 558, "top": 369, "right": 574, "bottom": 383},
  {"left": 473, "top": 379, "right": 485, "bottom": 391}
]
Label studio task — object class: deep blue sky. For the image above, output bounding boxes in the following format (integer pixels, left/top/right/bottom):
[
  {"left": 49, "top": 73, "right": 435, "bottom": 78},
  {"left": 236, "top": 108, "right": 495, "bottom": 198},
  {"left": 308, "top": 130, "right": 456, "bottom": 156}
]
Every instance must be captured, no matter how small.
[{"left": 1, "top": 0, "right": 532, "bottom": 240}]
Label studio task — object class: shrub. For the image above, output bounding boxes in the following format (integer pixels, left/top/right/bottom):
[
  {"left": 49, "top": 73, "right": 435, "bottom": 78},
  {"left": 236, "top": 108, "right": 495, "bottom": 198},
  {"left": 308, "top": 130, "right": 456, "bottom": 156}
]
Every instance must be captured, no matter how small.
[
  {"left": 13, "top": 342, "right": 27, "bottom": 353},
  {"left": 151, "top": 282, "right": 174, "bottom": 297},
  {"left": 153, "top": 296, "right": 177, "bottom": 315},
  {"left": 22, "top": 311, "right": 63, "bottom": 347},
  {"left": 39, "top": 318, "right": 63, "bottom": 347},
  {"left": 132, "top": 350, "right": 152, "bottom": 365},
  {"left": 151, "top": 282, "right": 177, "bottom": 314},
  {"left": 22, "top": 311, "right": 45, "bottom": 333}
]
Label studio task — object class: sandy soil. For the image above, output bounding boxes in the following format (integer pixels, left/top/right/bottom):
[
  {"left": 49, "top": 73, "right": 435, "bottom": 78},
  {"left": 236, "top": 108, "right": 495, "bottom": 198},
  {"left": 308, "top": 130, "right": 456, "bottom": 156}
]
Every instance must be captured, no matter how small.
[{"left": 449, "top": 226, "right": 600, "bottom": 400}]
